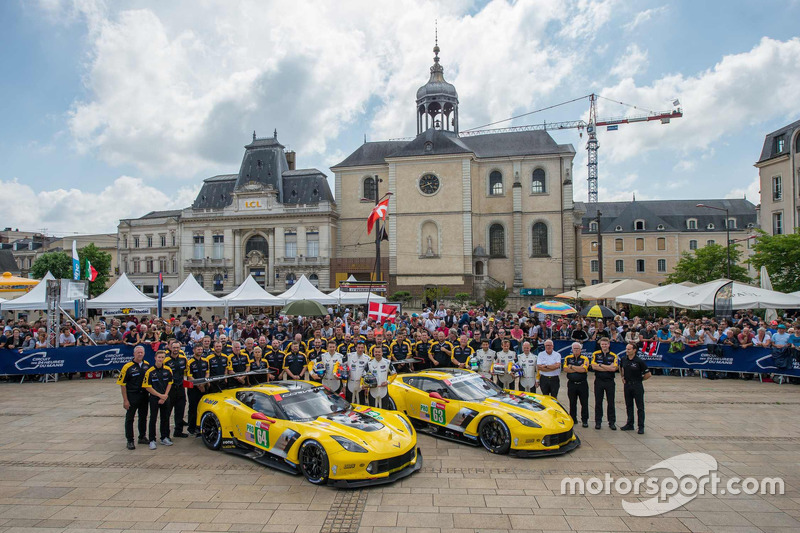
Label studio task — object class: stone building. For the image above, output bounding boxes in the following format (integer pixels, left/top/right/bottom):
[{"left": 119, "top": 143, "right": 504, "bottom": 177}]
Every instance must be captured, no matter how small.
[{"left": 756, "top": 119, "right": 800, "bottom": 235}]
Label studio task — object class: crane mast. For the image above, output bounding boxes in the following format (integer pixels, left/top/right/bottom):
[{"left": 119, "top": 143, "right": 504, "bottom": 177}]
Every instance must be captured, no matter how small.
[{"left": 587, "top": 94, "right": 599, "bottom": 203}]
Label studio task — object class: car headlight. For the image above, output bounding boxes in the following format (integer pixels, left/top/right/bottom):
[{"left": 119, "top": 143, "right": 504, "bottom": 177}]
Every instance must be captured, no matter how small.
[
  {"left": 398, "top": 415, "right": 414, "bottom": 435},
  {"left": 508, "top": 412, "right": 542, "bottom": 428},
  {"left": 331, "top": 435, "right": 368, "bottom": 453}
]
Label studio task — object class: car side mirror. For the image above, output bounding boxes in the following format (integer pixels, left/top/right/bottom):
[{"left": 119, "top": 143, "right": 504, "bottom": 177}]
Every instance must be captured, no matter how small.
[
  {"left": 428, "top": 391, "right": 448, "bottom": 403},
  {"left": 251, "top": 412, "right": 275, "bottom": 423}
]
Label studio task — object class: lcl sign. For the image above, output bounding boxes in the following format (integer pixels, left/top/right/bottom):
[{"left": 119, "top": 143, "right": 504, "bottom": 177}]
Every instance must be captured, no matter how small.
[{"left": 244, "top": 201, "right": 262, "bottom": 208}]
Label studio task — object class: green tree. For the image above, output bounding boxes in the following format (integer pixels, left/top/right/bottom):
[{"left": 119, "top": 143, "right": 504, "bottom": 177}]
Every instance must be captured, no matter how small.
[
  {"left": 748, "top": 230, "right": 800, "bottom": 293},
  {"left": 424, "top": 286, "right": 450, "bottom": 306},
  {"left": 31, "top": 251, "right": 72, "bottom": 280},
  {"left": 484, "top": 287, "right": 509, "bottom": 311},
  {"left": 453, "top": 292, "right": 471, "bottom": 307},
  {"left": 389, "top": 290, "right": 413, "bottom": 306},
  {"left": 666, "top": 242, "right": 749, "bottom": 284}
]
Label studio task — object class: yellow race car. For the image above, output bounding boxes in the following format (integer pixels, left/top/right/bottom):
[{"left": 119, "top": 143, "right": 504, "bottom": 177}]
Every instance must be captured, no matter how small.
[
  {"left": 196, "top": 380, "right": 422, "bottom": 487},
  {"left": 385, "top": 369, "right": 580, "bottom": 457}
]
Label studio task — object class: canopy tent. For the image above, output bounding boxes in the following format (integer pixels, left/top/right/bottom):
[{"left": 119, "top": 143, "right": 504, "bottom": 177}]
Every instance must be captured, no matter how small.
[
  {"left": 556, "top": 279, "right": 656, "bottom": 300},
  {"left": 327, "top": 288, "right": 386, "bottom": 304},
  {"left": 616, "top": 282, "right": 697, "bottom": 306},
  {"left": 162, "top": 274, "right": 222, "bottom": 308},
  {"left": 86, "top": 273, "right": 156, "bottom": 309},
  {"left": 645, "top": 279, "right": 800, "bottom": 310},
  {"left": 0, "top": 272, "right": 76, "bottom": 310},
  {"left": 276, "top": 275, "right": 337, "bottom": 305},
  {"left": 222, "top": 275, "right": 284, "bottom": 306},
  {"left": 0, "top": 272, "right": 39, "bottom": 292},
  {"left": 760, "top": 266, "right": 779, "bottom": 324}
]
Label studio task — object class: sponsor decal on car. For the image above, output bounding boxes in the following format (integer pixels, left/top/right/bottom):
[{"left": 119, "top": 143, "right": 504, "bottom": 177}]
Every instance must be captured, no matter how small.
[
  {"left": 362, "top": 408, "right": 384, "bottom": 421},
  {"left": 203, "top": 398, "right": 218, "bottom": 405},
  {"left": 253, "top": 425, "right": 270, "bottom": 448},
  {"left": 245, "top": 423, "right": 255, "bottom": 442},
  {"left": 221, "top": 439, "right": 236, "bottom": 449},
  {"left": 431, "top": 402, "right": 446, "bottom": 425},
  {"left": 420, "top": 403, "right": 430, "bottom": 420}
]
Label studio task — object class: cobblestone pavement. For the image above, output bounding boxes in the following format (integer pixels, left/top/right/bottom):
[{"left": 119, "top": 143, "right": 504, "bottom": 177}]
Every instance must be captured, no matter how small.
[{"left": 0, "top": 375, "right": 798, "bottom": 533}]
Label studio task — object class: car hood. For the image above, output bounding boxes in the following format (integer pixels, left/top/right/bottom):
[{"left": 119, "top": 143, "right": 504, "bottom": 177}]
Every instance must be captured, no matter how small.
[
  {"left": 308, "top": 408, "right": 413, "bottom": 451},
  {"left": 470, "top": 392, "right": 572, "bottom": 428}
]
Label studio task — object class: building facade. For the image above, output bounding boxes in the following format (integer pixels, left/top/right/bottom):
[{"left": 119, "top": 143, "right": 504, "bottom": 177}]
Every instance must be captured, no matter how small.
[
  {"left": 331, "top": 43, "right": 580, "bottom": 301},
  {"left": 756, "top": 119, "right": 800, "bottom": 235},
  {"left": 118, "top": 132, "right": 337, "bottom": 296},
  {"left": 578, "top": 199, "right": 758, "bottom": 285}
]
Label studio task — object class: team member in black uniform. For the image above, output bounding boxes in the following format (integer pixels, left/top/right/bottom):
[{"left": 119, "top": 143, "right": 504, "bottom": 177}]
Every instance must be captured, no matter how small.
[
  {"left": 142, "top": 350, "right": 174, "bottom": 449},
  {"left": 249, "top": 346, "right": 270, "bottom": 384},
  {"left": 620, "top": 343, "right": 651, "bottom": 434},
  {"left": 413, "top": 331, "right": 433, "bottom": 370},
  {"left": 390, "top": 330, "right": 414, "bottom": 372},
  {"left": 186, "top": 344, "right": 209, "bottom": 436},
  {"left": 228, "top": 345, "right": 250, "bottom": 387},
  {"left": 562, "top": 342, "right": 590, "bottom": 428},
  {"left": 283, "top": 342, "right": 308, "bottom": 381},
  {"left": 450, "top": 335, "right": 474, "bottom": 368},
  {"left": 265, "top": 339, "right": 285, "bottom": 379},
  {"left": 117, "top": 345, "right": 150, "bottom": 450},
  {"left": 591, "top": 338, "right": 619, "bottom": 430},
  {"left": 163, "top": 340, "right": 189, "bottom": 438},
  {"left": 206, "top": 341, "right": 232, "bottom": 391},
  {"left": 429, "top": 331, "right": 453, "bottom": 368}
]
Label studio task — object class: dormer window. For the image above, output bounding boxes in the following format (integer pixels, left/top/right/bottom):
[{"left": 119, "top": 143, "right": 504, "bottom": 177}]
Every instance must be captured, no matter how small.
[
  {"left": 687, "top": 218, "right": 697, "bottom": 230},
  {"left": 615, "top": 225, "right": 623, "bottom": 232},
  {"left": 707, "top": 223, "right": 715, "bottom": 230},
  {"left": 657, "top": 224, "right": 665, "bottom": 231},
  {"left": 775, "top": 134, "right": 785, "bottom": 153},
  {"left": 727, "top": 218, "right": 736, "bottom": 229},
  {"left": 589, "top": 221, "right": 598, "bottom": 232},
  {"left": 634, "top": 219, "right": 645, "bottom": 231}
]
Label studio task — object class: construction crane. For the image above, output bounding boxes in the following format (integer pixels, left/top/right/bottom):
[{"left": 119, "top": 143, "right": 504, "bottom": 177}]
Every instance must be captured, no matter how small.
[{"left": 460, "top": 93, "right": 683, "bottom": 202}]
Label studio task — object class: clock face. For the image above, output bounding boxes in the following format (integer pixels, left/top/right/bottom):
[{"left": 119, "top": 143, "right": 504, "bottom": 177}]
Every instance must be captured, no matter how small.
[{"left": 419, "top": 174, "right": 440, "bottom": 195}]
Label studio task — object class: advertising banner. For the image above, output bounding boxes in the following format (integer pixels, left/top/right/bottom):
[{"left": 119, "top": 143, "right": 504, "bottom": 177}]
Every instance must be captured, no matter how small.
[{"left": 0, "top": 345, "right": 158, "bottom": 375}]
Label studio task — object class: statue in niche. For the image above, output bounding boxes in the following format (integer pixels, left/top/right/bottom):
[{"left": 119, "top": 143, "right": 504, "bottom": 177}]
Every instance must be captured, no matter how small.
[{"left": 426, "top": 235, "right": 435, "bottom": 257}]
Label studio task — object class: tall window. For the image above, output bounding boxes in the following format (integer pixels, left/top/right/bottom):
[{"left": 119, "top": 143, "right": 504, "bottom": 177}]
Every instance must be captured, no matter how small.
[
  {"left": 306, "top": 231, "right": 319, "bottom": 257},
  {"left": 196, "top": 274, "right": 204, "bottom": 288},
  {"left": 615, "top": 260, "right": 624, "bottom": 273},
  {"left": 193, "top": 235, "right": 204, "bottom": 259},
  {"left": 212, "top": 234, "right": 224, "bottom": 259},
  {"left": 636, "top": 238, "right": 644, "bottom": 251},
  {"left": 727, "top": 218, "right": 737, "bottom": 229},
  {"left": 773, "top": 212, "right": 784, "bottom": 235},
  {"left": 489, "top": 224, "right": 505, "bottom": 257},
  {"left": 134, "top": 236, "right": 140, "bottom": 248},
  {"left": 707, "top": 239, "right": 716, "bottom": 246},
  {"left": 123, "top": 236, "right": 128, "bottom": 249},
  {"left": 531, "top": 222, "right": 548, "bottom": 256},
  {"left": 531, "top": 168, "right": 546, "bottom": 194},
  {"left": 657, "top": 259, "right": 667, "bottom": 273},
  {"left": 285, "top": 273, "right": 296, "bottom": 288},
  {"left": 171, "top": 233, "right": 176, "bottom": 246},
  {"left": 363, "top": 176, "right": 377, "bottom": 201},
  {"left": 285, "top": 231, "right": 297, "bottom": 258},
  {"left": 773, "top": 176, "right": 782, "bottom": 201},
  {"left": 689, "top": 240, "right": 698, "bottom": 250},
  {"left": 158, "top": 258, "right": 167, "bottom": 273},
  {"left": 636, "top": 259, "right": 645, "bottom": 273},
  {"left": 657, "top": 237, "right": 666, "bottom": 251},
  {"left": 213, "top": 274, "right": 223, "bottom": 292},
  {"left": 590, "top": 260, "right": 599, "bottom": 273},
  {"left": 634, "top": 220, "right": 645, "bottom": 231},
  {"left": 132, "top": 260, "right": 140, "bottom": 274},
  {"left": 489, "top": 171, "right": 503, "bottom": 195},
  {"left": 160, "top": 234, "right": 166, "bottom": 247},
  {"left": 146, "top": 235, "right": 153, "bottom": 247},
  {"left": 309, "top": 273, "right": 319, "bottom": 288},
  {"left": 615, "top": 238, "right": 623, "bottom": 251},
  {"left": 246, "top": 235, "right": 269, "bottom": 257},
  {"left": 687, "top": 219, "right": 697, "bottom": 230},
  {"left": 145, "top": 258, "right": 153, "bottom": 273},
  {"left": 171, "top": 258, "right": 176, "bottom": 273},
  {"left": 589, "top": 221, "right": 598, "bottom": 232},
  {"left": 775, "top": 134, "right": 785, "bottom": 153}
]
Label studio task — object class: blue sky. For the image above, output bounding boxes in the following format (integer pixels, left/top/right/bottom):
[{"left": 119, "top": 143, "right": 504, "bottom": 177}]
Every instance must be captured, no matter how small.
[{"left": 2, "top": 0, "right": 799, "bottom": 234}]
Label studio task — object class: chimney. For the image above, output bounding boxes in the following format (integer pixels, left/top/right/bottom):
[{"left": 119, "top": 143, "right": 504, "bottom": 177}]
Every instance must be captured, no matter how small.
[{"left": 286, "top": 150, "right": 296, "bottom": 171}]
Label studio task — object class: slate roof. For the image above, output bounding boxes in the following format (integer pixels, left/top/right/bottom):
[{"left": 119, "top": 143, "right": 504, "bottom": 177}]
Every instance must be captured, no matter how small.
[
  {"left": 138, "top": 210, "right": 182, "bottom": 220},
  {"left": 282, "top": 170, "right": 334, "bottom": 204},
  {"left": 757, "top": 118, "right": 800, "bottom": 164},
  {"left": 0, "top": 250, "right": 20, "bottom": 273},
  {"left": 235, "top": 137, "right": 288, "bottom": 199},
  {"left": 578, "top": 199, "right": 757, "bottom": 234},
  {"left": 192, "top": 175, "right": 237, "bottom": 210},
  {"left": 333, "top": 129, "right": 575, "bottom": 168}
]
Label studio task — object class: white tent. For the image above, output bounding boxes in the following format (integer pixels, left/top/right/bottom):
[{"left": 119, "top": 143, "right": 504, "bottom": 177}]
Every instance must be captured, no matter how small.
[
  {"left": 645, "top": 279, "right": 800, "bottom": 310},
  {"left": 616, "top": 282, "right": 696, "bottom": 306},
  {"left": 223, "top": 276, "right": 284, "bottom": 306},
  {"left": 86, "top": 273, "right": 156, "bottom": 309},
  {"left": 557, "top": 279, "right": 656, "bottom": 300},
  {"left": 276, "top": 275, "right": 337, "bottom": 304},
  {"left": 0, "top": 272, "right": 77, "bottom": 311},
  {"left": 162, "top": 273, "right": 222, "bottom": 308},
  {"left": 328, "top": 288, "right": 387, "bottom": 304}
]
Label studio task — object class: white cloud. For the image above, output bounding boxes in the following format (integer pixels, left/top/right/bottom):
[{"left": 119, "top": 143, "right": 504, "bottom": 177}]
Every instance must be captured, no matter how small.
[
  {"left": 623, "top": 6, "right": 667, "bottom": 31},
  {"left": 0, "top": 176, "right": 198, "bottom": 234},
  {"left": 609, "top": 44, "right": 648, "bottom": 78},
  {"left": 726, "top": 175, "right": 760, "bottom": 203}
]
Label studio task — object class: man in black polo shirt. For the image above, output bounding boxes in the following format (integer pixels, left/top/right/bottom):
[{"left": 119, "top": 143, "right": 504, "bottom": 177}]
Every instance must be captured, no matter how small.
[
  {"left": 117, "top": 345, "right": 150, "bottom": 449},
  {"left": 563, "top": 342, "right": 590, "bottom": 428},
  {"left": 429, "top": 331, "right": 452, "bottom": 367},
  {"left": 142, "top": 350, "right": 174, "bottom": 449},
  {"left": 450, "top": 334, "right": 474, "bottom": 368},
  {"left": 283, "top": 342, "right": 308, "bottom": 381},
  {"left": 228, "top": 345, "right": 250, "bottom": 387},
  {"left": 206, "top": 341, "right": 231, "bottom": 391},
  {"left": 591, "top": 338, "right": 618, "bottom": 430},
  {"left": 186, "top": 344, "right": 209, "bottom": 436},
  {"left": 163, "top": 340, "right": 189, "bottom": 438},
  {"left": 620, "top": 343, "right": 651, "bottom": 434}
]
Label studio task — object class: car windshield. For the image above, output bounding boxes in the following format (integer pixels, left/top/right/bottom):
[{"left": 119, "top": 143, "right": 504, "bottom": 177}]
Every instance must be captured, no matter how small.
[
  {"left": 446, "top": 375, "right": 503, "bottom": 401},
  {"left": 277, "top": 387, "right": 351, "bottom": 421}
]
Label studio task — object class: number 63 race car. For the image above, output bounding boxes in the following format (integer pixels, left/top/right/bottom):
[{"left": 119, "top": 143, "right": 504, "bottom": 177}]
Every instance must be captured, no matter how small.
[
  {"left": 385, "top": 369, "right": 580, "bottom": 457},
  {"left": 196, "top": 380, "right": 422, "bottom": 487}
]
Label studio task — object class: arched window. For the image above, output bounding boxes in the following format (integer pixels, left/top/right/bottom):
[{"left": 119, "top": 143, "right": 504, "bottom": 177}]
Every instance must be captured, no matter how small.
[
  {"left": 489, "top": 224, "right": 505, "bottom": 257},
  {"left": 687, "top": 218, "right": 697, "bottom": 230},
  {"left": 363, "top": 176, "right": 377, "bottom": 201},
  {"left": 475, "top": 261, "right": 484, "bottom": 276},
  {"left": 489, "top": 171, "right": 503, "bottom": 195},
  {"left": 245, "top": 235, "right": 269, "bottom": 257},
  {"left": 213, "top": 274, "right": 223, "bottom": 292},
  {"left": 634, "top": 219, "right": 645, "bottom": 231},
  {"left": 285, "top": 272, "right": 296, "bottom": 288},
  {"left": 589, "top": 221, "right": 598, "bottom": 232},
  {"left": 531, "top": 222, "right": 548, "bottom": 257},
  {"left": 309, "top": 274, "right": 319, "bottom": 288},
  {"left": 196, "top": 274, "right": 204, "bottom": 288},
  {"left": 531, "top": 168, "right": 546, "bottom": 194}
]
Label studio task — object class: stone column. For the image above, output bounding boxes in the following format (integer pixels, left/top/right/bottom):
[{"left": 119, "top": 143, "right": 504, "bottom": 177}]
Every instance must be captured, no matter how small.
[
  {"left": 268, "top": 228, "right": 275, "bottom": 289},
  {"left": 512, "top": 171, "right": 523, "bottom": 288},
  {"left": 233, "top": 229, "right": 242, "bottom": 286},
  {"left": 388, "top": 164, "right": 397, "bottom": 275}
]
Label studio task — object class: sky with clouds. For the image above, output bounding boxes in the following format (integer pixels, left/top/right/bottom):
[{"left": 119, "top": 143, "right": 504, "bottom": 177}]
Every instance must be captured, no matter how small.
[{"left": 2, "top": 0, "right": 799, "bottom": 235}]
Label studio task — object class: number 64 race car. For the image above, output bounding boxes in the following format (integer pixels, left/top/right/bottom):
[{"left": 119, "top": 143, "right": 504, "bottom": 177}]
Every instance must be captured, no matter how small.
[
  {"left": 196, "top": 380, "right": 422, "bottom": 487},
  {"left": 385, "top": 369, "right": 580, "bottom": 457}
]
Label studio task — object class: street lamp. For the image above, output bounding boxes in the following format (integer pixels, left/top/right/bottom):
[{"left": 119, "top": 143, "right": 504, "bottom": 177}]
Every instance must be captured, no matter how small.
[{"left": 696, "top": 204, "right": 730, "bottom": 279}]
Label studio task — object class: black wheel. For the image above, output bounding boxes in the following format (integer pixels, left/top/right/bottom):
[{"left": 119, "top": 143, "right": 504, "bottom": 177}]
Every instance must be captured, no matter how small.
[
  {"left": 478, "top": 416, "right": 511, "bottom": 454},
  {"left": 200, "top": 412, "right": 222, "bottom": 450},
  {"left": 383, "top": 396, "right": 397, "bottom": 410},
  {"left": 299, "top": 440, "right": 329, "bottom": 485}
]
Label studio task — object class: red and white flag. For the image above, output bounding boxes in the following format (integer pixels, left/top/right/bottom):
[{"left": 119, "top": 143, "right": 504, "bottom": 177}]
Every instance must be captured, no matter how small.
[
  {"left": 368, "top": 301, "right": 397, "bottom": 324},
  {"left": 367, "top": 198, "right": 389, "bottom": 234}
]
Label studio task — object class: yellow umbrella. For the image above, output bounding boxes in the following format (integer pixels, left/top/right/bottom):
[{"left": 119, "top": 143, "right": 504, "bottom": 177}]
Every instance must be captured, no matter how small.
[{"left": 0, "top": 272, "right": 39, "bottom": 293}]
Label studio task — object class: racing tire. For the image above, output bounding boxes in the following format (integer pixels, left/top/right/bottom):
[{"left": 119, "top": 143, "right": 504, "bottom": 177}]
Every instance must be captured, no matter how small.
[
  {"left": 478, "top": 416, "right": 511, "bottom": 454},
  {"left": 299, "top": 440, "right": 329, "bottom": 485},
  {"left": 200, "top": 412, "right": 222, "bottom": 451},
  {"left": 383, "top": 396, "right": 397, "bottom": 411}
]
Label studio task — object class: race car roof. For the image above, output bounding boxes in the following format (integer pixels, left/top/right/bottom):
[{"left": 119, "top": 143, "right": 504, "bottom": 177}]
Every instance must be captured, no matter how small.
[
  {"left": 249, "top": 380, "right": 319, "bottom": 396},
  {"left": 412, "top": 368, "right": 476, "bottom": 380}
]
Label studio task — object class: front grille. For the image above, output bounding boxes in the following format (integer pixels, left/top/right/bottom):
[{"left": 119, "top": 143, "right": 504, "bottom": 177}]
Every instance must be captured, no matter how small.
[
  {"left": 368, "top": 448, "right": 416, "bottom": 474},
  {"left": 542, "top": 429, "right": 573, "bottom": 447}
]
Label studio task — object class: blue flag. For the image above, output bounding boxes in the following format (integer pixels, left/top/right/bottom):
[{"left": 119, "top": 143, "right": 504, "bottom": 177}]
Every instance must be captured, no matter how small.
[
  {"left": 72, "top": 240, "right": 80, "bottom": 280},
  {"left": 157, "top": 272, "right": 164, "bottom": 318}
]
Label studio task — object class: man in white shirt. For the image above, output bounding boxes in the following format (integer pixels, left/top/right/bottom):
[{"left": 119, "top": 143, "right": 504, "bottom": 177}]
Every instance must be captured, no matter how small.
[
  {"left": 322, "top": 340, "right": 344, "bottom": 392},
  {"left": 472, "top": 338, "right": 496, "bottom": 379},
  {"left": 517, "top": 341, "right": 538, "bottom": 392},
  {"left": 537, "top": 340, "right": 562, "bottom": 398},
  {"left": 366, "top": 345, "right": 395, "bottom": 408},
  {"left": 494, "top": 339, "right": 517, "bottom": 389},
  {"left": 189, "top": 324, "right": 205, "bottom": 344},
  {"left": 346, "top": 341, "right": 371, "bottom": 405}
]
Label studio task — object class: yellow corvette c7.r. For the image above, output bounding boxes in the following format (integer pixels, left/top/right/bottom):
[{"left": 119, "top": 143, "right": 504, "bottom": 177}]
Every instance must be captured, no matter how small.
[
  {"left": 385, "top": 369, "right": 580, "bottom": 457},
  {"left": 196, "top": 380, "right": 422, "bottom": 487}
]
